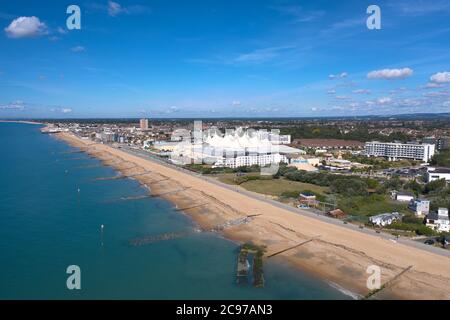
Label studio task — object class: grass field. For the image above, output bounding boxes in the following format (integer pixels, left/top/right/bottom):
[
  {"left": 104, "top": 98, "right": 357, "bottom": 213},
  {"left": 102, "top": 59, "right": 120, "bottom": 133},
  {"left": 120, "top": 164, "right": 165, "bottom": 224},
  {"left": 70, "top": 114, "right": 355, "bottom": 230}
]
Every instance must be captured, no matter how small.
[
  {"left": 338, "top": 194, "right": 409, "bottom": 219},
  {"left": 216, "top": 173, "right": 329, "bottom": 196}
]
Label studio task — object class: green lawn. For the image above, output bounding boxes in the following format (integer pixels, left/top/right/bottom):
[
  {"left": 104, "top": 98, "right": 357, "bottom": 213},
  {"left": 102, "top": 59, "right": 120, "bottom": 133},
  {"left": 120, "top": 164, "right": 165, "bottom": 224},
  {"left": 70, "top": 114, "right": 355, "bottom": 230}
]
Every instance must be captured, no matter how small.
[
  {"left": 241, "top": 179, "right": 328, "bottom": 196},
  {"left": 338, "top": 194, "right": 409, "bottom": 219},
  {"left": 216, "top": 173, "right": 329, "bottom": 197}
]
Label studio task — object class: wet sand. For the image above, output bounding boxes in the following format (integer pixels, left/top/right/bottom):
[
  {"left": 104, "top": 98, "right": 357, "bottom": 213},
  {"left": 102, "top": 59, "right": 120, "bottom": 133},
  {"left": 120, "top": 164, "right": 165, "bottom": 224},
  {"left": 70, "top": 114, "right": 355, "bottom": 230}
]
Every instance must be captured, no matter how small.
[{"left": 55, "top": 132, "right": 450, "bottom": 300}]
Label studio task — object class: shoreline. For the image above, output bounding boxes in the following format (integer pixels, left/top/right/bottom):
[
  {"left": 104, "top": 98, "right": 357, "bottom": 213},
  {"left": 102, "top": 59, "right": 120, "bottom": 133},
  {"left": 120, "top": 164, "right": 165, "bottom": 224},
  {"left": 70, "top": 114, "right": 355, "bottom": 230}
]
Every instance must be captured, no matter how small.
[
  {"left": 54, "top": 131, "right": 450, "bottom": 300},
  {"left": 0, "top": 120, "right": 43, "bottom": 125}
]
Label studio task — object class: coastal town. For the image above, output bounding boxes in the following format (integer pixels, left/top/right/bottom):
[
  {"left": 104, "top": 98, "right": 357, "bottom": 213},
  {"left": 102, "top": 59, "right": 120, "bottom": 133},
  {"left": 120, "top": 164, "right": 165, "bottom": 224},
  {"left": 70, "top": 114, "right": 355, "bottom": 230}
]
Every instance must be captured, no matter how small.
[
  {"left": 2, "top": 0, "right": 450, "bottom": 307},
  {"left": 41, "top": 116, "right": 450, "bottom": 250}
]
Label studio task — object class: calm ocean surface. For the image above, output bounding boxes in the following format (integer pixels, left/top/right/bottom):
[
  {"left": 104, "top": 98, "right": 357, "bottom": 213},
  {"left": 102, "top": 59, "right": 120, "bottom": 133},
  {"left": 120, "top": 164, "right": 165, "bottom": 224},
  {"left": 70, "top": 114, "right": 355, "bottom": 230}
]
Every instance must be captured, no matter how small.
[{"left": 0, "top": 122, "right": 347, "bottom": 299}]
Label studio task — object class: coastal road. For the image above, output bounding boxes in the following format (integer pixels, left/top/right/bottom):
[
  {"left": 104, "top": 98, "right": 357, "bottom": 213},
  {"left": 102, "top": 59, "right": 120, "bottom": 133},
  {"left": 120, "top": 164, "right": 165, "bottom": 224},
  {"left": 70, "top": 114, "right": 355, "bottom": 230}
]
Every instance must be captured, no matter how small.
[{"left": 117, "top": 145, "right": 450, "bottom": 259}]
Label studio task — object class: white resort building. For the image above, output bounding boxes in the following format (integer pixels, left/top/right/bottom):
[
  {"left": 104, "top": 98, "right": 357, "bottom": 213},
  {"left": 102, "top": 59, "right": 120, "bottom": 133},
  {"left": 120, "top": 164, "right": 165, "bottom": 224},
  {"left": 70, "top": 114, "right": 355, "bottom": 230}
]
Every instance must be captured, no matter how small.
[
  {"left": 170, "top": 128, "right": 303, "bottom": 168},
  {"left": 364, "top": 141, "right": 435, "bottom": 162}
]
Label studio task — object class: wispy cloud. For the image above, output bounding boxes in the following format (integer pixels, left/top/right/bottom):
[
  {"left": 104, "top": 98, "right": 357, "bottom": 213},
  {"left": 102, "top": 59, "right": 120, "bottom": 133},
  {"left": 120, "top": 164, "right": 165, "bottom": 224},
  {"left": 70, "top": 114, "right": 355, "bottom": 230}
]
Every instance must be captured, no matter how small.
[
  {"left": 234, "top": 46, "right": 296, "bottom": 64},
  {"left": 329, "top": 72, "right": 347, "bottom": 80},
  {"left": 352, "top": 89, "right": 371, "bottom": 94},
  {"left": 270, "top": 5, "right": 325, "bottom": 23},
  {"left": 389, "top": 0, "right": 450, "bottom": 16},
  {"left": 71, "top": 46, "right": 86, "bottom": 53},
  {"left": 87, "top": 1, "right": 151, "bottom": 17},
  {"left": 187, "top": 45, "right": 298, "bottom": 66},
  {"left": 0, "top": 100, "right": 26, "bottom": 110}
]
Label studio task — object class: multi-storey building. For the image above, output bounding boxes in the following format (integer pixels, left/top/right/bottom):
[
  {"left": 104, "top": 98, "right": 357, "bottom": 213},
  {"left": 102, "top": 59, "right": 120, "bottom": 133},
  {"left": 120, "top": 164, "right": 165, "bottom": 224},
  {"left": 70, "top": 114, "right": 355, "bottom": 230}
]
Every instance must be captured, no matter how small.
[
  {"left": 364, "top": 141, "right": 435, "bottom": 162},
  {"left": 140, "top": 118, "right": 149, "bottom": 130},
  {"left": 423, "top": 137, "right": 450, "bottom": 151},
  {"left": 427, "top": 167, "right": 450, "bottom": 182}
]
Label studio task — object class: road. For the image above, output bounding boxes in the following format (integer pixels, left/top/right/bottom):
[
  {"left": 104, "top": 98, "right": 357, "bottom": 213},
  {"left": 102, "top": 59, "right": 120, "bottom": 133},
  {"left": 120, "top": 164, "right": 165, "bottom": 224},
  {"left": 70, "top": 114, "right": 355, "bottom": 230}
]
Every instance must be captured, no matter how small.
[{"left": 117, "top": 145, "right": 450, "bottom": 259}]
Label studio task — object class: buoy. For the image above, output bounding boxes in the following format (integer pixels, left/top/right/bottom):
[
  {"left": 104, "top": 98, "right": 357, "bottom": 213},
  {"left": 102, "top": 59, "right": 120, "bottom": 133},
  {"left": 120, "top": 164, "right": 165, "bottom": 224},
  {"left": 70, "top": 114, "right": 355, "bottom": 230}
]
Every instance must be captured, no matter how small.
[
  {"left": 77, "top": 188, "right": 80, "bottom": 193},
  {"left": 100, "top": 224, "right": 104, "bottom": 247}
]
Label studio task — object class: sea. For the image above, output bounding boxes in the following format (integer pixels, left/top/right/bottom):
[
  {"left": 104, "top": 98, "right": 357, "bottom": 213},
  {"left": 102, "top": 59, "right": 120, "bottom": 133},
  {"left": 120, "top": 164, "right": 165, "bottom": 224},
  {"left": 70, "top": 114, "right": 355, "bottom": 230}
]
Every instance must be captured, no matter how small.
[{"left": 0, "top": 122, "right": 348, "bottom": 299}]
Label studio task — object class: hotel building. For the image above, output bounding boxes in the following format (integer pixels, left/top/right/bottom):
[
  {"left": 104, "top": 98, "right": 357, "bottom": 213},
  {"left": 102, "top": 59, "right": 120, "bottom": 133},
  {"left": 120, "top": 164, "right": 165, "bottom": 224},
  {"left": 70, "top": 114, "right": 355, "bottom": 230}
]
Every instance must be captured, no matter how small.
[{"left": 364, "top": 141, "right": 435, "bottom": 162}]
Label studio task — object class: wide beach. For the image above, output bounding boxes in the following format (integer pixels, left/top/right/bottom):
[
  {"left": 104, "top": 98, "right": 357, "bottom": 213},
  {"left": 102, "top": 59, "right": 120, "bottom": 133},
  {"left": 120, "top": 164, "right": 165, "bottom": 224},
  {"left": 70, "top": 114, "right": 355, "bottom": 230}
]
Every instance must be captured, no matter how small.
[{"left": 56, "top": 131, "right": 450, "bottom": 299}]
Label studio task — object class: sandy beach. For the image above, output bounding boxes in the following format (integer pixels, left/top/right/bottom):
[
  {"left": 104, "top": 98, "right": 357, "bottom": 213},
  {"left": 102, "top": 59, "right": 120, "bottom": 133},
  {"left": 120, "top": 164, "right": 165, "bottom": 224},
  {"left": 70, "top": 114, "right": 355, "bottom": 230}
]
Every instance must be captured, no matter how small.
[{"left": 55, "top": 131, "right": 450, "bottom": 300}]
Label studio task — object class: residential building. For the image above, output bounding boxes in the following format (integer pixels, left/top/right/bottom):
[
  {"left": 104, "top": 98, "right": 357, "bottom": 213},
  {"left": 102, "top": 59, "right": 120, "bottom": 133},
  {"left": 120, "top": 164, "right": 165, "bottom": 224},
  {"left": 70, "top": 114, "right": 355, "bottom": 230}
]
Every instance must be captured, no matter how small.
[
  {"left": 427, "top": 167, "right": 450, "bottom": 182},
  {"left": 140, "top": 118, "right": 149, "bottom": 130},
  {"left": 364, "top": 141, "right": 435, "bottom": 162},
  {"left": 327, "top": 209, "right": 347, "bottom": 219},
  {"left": 423, "top": 136, "right": 450, "bottom": 151},
  {"left": 293, "top": 139, "right": 364, "bottom": 149},
  {"left": 408, "top": 199, "right": 430, "bottom": 216},
  {"left": 299, "top": 192, "right": 317, "bottom": 207},
  {"left": 369, "top": 212, "right": 402, "bottom": 227},
  {"left": 100, "top": 131, "right": 118, "bottom": 143},
  {"left": 425, "top": 208, "right": 449, "bottom": 233},
  {"left": 395, "top": 191, "right": 415, "bottom": 202},
  {"left": 288, "top": 157, "right": 319, "bottom": 172}
]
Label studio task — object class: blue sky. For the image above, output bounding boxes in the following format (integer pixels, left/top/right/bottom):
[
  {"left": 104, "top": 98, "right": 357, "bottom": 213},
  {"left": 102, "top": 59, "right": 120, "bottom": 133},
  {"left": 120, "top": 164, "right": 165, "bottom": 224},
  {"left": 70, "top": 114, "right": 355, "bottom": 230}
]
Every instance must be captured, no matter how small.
[{"left": 0, "top": 0, "right": 449, "bottom": 118}]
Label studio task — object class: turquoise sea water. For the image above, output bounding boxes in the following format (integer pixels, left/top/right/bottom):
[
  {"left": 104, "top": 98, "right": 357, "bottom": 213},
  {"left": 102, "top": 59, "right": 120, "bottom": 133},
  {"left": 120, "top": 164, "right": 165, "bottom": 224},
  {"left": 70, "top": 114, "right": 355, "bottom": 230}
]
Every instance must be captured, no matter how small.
[{"left": 0, "top": 122, "right": 347, "bottom": 299}]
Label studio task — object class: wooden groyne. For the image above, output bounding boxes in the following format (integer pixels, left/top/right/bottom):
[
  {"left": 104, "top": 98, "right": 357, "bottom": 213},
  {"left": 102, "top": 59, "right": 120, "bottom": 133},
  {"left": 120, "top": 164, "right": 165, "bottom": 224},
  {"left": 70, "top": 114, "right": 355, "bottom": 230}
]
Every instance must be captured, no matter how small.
[
  {"left": 150, "top": 187, "right": 190, "bottom": 198},
  {"left": 93, "top": 174, "right": 124, "bottom": 181},
  {"left": 148, "top": 178, "right": 170, "bottom": 184},
  {"left": 266, "top": 238, "right": 316, "bottom": 258},
  {"left": 236, "top": 243, "right": 266, "bottom": 288},
  {"left": 66, "top": 156, "right": 92, "bottom": 161},
  {"left": 363, "top": 265, "right": 413, "bottom": 300},
  {"left": 129, "top": 231, "right": 188, "bottom": 246},
  {"left": 60, "top": 150, "right": 84, "bottom": 154},
  {"left": 211, "top": 214, "right": 260, "bottom": 232},
  {"left": 119, "top": 195, "right": 152, "bottom": 201},
  {"left": 75, "top": 164, "right": 103, "bottom": 169},
  {"left": 175, "top": 203, "right": 208, "bottom": 211}
]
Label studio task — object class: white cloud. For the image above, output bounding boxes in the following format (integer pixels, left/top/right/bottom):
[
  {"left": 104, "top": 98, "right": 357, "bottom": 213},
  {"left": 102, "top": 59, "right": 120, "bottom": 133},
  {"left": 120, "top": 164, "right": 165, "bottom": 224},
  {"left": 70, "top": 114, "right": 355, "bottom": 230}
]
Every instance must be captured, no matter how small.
[
  {"left": 352, "top": 89, "right": 371, "bottom": 94},
  {"left": 377, "top": 97, "right": 392, "bottom": 104},
  {"left": 231, "top": 100, "right": 241, "bottom": 106},
  {"left": 56, "top": 26, "right": 67, "bottom": 35},
  {"left": 107, "top": 1, "right": 151, "bottom": 17},
  {"left": 4, "top": 16, "right": 47, "bottom": 38},
  {"left": 51, "top": 107, "right": 72, "bottom": 114},
  {"left": 327, "top": 89, "right": 336, "bottom": 94},
  {"left": 0, "top": 100, "right": 26, "bottom": 110},
  {"left": 234, "top": 46, "right": 295, "bottom": 64},
  {"left": 367, "top": 68, "right": 413, "bottom": 80},
  {"left": 71, "top": 46, "right": 85, "bottom": 53},
  {"left": 430, "top": 71, "right": 450, "bottom": 83},
  {"left": 271, "top": 5, "right": 325, "bottom": 23},
  {"left": 108, "top": 1, "right": 124, "bottom": 16},
  {"left": 422, "top": 82, "right": 444, "bottom": 89},
  {"left": 329, "top": 72, "right": 347, "bottom": 80}
]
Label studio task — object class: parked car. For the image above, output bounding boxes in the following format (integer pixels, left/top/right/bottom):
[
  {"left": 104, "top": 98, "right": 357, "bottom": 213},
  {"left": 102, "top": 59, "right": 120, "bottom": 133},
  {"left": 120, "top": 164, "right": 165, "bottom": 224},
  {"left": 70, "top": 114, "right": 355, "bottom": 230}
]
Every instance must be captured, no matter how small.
[{"left": 424, "top": 239, "right": 435, "bottom": 245}]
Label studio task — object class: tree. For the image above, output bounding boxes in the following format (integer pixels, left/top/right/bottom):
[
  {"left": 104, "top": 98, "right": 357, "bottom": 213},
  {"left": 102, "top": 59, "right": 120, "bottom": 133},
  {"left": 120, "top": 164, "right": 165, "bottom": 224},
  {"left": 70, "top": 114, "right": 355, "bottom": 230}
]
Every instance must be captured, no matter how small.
[{"left": 423, "top": 179, "right": 446, "bottom": 194}]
